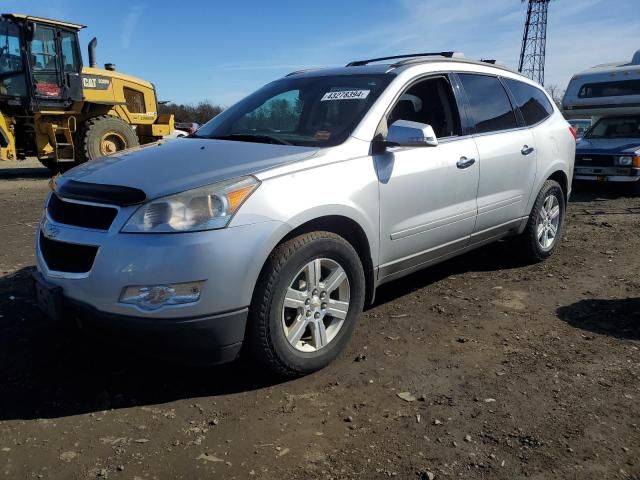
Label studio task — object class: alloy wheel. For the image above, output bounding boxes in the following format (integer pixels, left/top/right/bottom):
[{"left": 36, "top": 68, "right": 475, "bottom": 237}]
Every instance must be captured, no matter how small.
[
  {"left": 281, "top": 258, "right": 350, "bottom": 352},
  {"left": 536, "top": 194, "right": 561, "bottom": 250}
]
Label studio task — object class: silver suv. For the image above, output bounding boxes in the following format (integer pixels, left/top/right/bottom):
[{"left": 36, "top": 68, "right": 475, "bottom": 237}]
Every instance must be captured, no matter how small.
[{"left": 34, "top": 52, "right": 575, "bottom": 376}]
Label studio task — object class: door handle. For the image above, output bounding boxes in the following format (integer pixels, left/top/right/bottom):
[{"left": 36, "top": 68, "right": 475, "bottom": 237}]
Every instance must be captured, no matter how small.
[
  {"left": 521, "top": 145, "right": 535, "bottom": 156},
  {"left": 456, "top": 156, "right": 476, "bottom": 169}
]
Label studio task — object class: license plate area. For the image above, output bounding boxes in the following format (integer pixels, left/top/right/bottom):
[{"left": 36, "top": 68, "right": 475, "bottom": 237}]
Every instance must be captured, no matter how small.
[{"left": 32, "top": 271, "right": 63, "bottom": 321}]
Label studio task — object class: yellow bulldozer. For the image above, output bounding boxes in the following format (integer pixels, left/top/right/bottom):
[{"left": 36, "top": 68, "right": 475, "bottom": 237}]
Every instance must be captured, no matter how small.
[{"left": 0, "top": 14, "right": 174, "bottom": 170}]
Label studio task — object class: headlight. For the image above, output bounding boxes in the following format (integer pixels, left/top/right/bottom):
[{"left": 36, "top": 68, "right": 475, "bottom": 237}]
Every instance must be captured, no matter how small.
[
  {"left": 122, "top": 176, "right": 259, "bottom": 233},
  {"left": 617, "top": 156, "right": 633, "bottom": 166}
]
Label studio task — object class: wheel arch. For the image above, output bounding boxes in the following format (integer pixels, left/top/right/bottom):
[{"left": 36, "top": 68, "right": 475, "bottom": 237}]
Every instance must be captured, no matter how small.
[
  {"left": 547, "top": 169, "right": 569, "bottom": 205},
  {"left": 527, "top": 162, "right": 571, "bottom": 213},
  {"left": 272, "top": 215, "right": 376, "bottom": 307}
]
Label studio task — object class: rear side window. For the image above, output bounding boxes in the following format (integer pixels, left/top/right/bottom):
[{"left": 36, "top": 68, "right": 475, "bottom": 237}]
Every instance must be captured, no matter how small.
[
  {"left": 459, "top": 74, "right": 518, "bottom": 134},
  {"left": 504, "top": 78, "right": 554, "bottom": 126}
]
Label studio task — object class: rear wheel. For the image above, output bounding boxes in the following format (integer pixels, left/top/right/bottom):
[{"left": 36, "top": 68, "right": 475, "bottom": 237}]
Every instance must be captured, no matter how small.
[
  {"left": 247, "top": 231, "right": 365, "bottom": 377},
  {"left": 518, "top": 179, "right": 565, "bottom": 262},
  {"left": 77, "top": 115, "right": 139, "bottom": 163}
]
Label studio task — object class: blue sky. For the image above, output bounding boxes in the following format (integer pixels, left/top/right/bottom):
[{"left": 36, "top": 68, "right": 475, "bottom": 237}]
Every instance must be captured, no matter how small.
[{"left": 3, "top": 0, "right": 639, "bottom": 106}]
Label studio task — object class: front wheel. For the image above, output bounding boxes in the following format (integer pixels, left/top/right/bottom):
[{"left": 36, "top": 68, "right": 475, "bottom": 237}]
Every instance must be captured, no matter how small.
[
  {"left": 247, "top": 231, "right": 365, "bottom": 377},
  {"left": 77, "top": 115, "right": 139, "bottom": 163},
  {"left": 518, "top": 179, "right": 565, "bottom": 262}
]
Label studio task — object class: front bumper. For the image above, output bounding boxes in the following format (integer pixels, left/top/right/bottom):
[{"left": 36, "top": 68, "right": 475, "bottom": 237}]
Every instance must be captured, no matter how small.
[
  {"left": 574, "top": 175, "right": 640, "bottom": 183},
  {"left": 36, "top": 215, "right": 285, "bottom": 319},
  {"left": 34, "top": 202, "right": 288, "bottom": 361},
  {"left": 71, "top": 297, "right": 247, "bottom": 364},
  {"left": 574, "top": 166, "right": 640, "bottom": 182},
  {"left": 33, "top": 270, "right": 248, "bottom": 364}
]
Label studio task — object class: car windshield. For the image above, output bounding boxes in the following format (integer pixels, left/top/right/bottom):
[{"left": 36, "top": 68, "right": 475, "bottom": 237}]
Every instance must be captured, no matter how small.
[
  {"left": 585, "top": 116, "right": 640, "bottom": 139},
  {"left": 193, "top": 74, "right": 393, "bottom": 147}
]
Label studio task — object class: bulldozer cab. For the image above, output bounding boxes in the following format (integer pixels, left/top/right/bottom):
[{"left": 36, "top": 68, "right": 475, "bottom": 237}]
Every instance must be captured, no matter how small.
[{"left": 0, "top": 14, "right": 83, "bottom": 110}]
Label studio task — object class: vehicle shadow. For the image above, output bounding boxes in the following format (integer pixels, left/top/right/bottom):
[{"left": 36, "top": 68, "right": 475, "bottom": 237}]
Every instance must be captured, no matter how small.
[
  {"left": 0, "top": 240, "right": 551, "bottom": 421},
  {"left": 373, "top": 239, "right": 529, "bottom": 307},
  {"left": 557, "top": 297, "right": 640, "bottom": 340},
  {"left": 0, "top": 167, "right": 51, "bottom": 180},
  {"left": 569, "top": 181, "right": 640, "bottom": 203},
  {"left": 0, "top": 267, "right": 287, "bottom": 421}
]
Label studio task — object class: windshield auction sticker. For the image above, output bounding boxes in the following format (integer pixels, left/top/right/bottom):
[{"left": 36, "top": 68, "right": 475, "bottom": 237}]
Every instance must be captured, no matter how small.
[{"left": 321, "top": 90, "right": 370, "bottom": 101}]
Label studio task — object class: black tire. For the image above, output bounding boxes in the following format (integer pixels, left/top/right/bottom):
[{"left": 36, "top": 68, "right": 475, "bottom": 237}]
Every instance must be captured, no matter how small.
[
  {"left": 247, "top": 231, "right": 366, "bottom": 377},
  {"left": 76, "top": 115, "right": 139, "bottom": 163},
  {"left": 518, "top": 179, "right": 565, "bottom": 263}
]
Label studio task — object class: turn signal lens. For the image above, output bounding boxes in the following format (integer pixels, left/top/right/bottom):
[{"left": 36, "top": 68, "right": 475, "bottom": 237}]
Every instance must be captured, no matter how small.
[
  {"left": 633, "top": 155, "right": 640, "bottom": 168},
  {"left": 227, "top": 185, "right": 257, "bottom": 211}
]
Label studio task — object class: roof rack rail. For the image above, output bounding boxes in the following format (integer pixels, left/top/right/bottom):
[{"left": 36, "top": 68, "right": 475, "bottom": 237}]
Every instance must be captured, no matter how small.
[
  {"left": 346, "top": 52, "right": 458, "bottom": 67},
  {"left": 481, "top": 59, "right": 497, "bottom": 64},
  {"left": 285, "top": 68, "right": 321, "bottom": 77}
]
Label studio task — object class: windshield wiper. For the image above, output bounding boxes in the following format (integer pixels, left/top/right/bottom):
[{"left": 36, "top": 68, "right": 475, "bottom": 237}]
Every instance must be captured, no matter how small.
[{"left": 208, "top": 133, "right": 292, "bottom": 145}]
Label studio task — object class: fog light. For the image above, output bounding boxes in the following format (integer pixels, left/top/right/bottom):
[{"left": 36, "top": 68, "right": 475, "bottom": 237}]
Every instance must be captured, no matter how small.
[{"left": 120, "top": 281, "right": 203, "bottom": 310}]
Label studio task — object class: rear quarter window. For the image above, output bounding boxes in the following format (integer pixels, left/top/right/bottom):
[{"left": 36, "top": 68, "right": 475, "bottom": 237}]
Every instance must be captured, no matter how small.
[
  {"left": 504, "top": 78, "right": 554, "bottom": 126},
  {"left": 458, "top": 73, "right": 518, "bottom": 134}
]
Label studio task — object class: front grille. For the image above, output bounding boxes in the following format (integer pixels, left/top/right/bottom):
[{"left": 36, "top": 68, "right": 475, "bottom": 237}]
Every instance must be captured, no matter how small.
[
  {"left": 575, "top": 154, "right": 615, "bottom": 168},
  {"left": 39, "top": 232, "right": 99, "bottom": 273},
  {"left": 48, "top": 194, "right": 118, "bottom": 230}
]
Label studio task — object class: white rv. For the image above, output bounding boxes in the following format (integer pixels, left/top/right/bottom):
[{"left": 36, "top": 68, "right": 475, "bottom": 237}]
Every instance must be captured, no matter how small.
[
  {"left": 563, "top": 50, "right": 640, "bottom": 120},
  {"left": 563, "top": 51, "right": 640, "bottom": 186}
]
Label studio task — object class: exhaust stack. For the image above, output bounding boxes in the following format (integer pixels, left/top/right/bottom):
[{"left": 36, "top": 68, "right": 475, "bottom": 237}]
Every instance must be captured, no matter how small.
[{"left": 88, "top": 37, "right": 98, "bottom": 68}]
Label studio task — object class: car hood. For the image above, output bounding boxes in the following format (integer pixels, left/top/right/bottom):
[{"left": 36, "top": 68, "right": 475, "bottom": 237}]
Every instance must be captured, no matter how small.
[
  {"left": 62, "top": 138, "right": 320, "bottom": 199},
  {"left": 576, "top": 138, "right": 640, "bottom": 155}
]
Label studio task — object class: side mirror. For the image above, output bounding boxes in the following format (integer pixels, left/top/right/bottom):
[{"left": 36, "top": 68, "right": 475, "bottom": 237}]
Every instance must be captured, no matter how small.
[{"left": 386, "top": 120, "right": 438, "bottom": 147}]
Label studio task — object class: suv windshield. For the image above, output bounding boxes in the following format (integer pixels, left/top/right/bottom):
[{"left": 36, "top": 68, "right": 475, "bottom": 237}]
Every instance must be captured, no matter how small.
[
  {"left": 194, "top": 74, "right": 393, "bottom": 147},
  {"left": 585, "top": 116, "right": 640, "bottom": 139}
]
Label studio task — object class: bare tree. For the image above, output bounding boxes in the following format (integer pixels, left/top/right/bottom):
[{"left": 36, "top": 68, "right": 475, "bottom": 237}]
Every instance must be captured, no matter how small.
[
  {"left": 545, "top": 84, "right": 565, "bottom": 109},
  {"left": 159, "top": 101, "right": 224, "bottom": 125}
]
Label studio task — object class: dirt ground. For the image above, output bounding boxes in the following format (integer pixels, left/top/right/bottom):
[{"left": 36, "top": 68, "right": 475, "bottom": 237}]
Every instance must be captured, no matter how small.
[{"left": 0, "top": 165, "right": 638, "bottom": 479}]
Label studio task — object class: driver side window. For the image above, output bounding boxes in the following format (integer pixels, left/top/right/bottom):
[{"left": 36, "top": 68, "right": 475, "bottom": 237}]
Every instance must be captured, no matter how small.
[
  {"left": 29, "top": 26, "right": 62, "bottom": 98},
  {"left": 387, "top": 76, "right": 462, "bottom": 138}
]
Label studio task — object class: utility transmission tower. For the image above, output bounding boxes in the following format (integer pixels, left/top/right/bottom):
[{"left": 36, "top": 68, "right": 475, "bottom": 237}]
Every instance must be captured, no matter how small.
[{"left": 518, "top": 0, "right": 551, "bottom": 85}]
